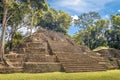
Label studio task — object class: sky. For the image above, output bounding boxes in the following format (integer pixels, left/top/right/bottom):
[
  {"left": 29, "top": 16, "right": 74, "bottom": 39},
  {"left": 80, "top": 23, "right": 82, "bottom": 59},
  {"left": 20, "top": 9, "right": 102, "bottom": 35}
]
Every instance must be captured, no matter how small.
[{"left": 48, "top": 0, "right": 120, "bottom": 36}]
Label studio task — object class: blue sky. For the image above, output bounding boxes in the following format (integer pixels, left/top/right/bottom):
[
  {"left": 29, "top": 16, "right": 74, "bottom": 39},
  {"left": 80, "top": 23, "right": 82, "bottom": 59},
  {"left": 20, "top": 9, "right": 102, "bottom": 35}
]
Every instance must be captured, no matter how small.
[{"left": 48, "top": 0, "right": 120, "bottom": 36}]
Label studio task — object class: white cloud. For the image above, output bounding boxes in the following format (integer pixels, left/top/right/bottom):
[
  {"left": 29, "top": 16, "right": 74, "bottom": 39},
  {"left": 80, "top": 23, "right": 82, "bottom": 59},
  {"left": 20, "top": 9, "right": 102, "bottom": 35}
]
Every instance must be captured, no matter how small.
[
  {"left": 51, "top": 0, "right": 113, "bottom": 13},
  {"left": 102, "top": 15, "right": 110, "bottom": 19},
  {"left": 71, "top": 15, "right": 79, "bottom": 23},
  {"left": 118, "top": 9, "right": 120, "bottom": 12},
  {"left": 71, "top": 15, "right": 79, "bottom": 20}
]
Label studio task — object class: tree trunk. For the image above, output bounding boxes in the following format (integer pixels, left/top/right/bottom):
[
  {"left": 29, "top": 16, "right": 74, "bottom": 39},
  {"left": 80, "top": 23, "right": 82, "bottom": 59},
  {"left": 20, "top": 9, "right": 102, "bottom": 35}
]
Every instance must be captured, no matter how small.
[
  {"left": 30, "top": 13, "right": 33, "bottom": 36},
  {"left": 0, "top": 5, "right": 8, "bottom": 60},
  {"left": 87, "top": 34, "right": 90, "bottom": 48}
]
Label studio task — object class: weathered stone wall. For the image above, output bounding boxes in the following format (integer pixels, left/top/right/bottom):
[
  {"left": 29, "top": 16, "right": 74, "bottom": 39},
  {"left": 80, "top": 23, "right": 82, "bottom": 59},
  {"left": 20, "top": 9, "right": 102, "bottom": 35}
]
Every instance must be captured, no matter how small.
[
  {"left": 95, "top": 49, "right": 120, "bottom": 69},
  {"left": 24, "top": 62, "right": 62, "bottom": 73}
]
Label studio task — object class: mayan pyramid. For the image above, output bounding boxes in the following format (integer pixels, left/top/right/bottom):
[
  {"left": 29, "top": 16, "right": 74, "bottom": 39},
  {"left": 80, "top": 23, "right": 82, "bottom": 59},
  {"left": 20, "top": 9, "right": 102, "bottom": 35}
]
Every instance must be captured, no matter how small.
[{"left": 0, "top": 29, "right": 115, "bottom": 73}]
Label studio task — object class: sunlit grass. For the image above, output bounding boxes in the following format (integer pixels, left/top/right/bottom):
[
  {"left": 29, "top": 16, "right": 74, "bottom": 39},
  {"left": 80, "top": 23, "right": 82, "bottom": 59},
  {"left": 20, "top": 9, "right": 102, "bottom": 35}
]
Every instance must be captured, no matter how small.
[
  {"left": 93, "top": 46, "right": 110, "bottom": 51},
  {"left": 0, "top": 70, "right": 119, "bottom": 80}
]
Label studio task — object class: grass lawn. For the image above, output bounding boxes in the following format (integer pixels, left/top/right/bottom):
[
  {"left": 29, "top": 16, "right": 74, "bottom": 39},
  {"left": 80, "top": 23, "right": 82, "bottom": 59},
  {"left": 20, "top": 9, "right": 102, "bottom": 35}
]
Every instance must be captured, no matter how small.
[{"left": 0, "top": 70, "right": 120, "bottom": 80}]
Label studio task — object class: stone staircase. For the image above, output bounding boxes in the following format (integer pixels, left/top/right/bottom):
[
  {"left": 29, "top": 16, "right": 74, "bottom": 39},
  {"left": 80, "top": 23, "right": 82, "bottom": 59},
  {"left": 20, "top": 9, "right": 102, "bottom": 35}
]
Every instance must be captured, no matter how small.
[
  {"left": 23, "top": 42, "right": 62, "bottom": 73},
  {"left": 47, "top": 40, "right": 108, "bottom": 72},
  {"left": 56, "top": 52, "right": 107, "bottom": 72}
]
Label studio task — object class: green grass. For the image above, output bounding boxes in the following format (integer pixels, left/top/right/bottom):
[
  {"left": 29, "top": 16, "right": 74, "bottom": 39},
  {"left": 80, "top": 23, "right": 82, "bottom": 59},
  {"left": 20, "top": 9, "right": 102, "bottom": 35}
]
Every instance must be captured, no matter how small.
[
  {"left": 0, "top": 70, "right": 120, "bottom": 80},
  {"left": 93, "top": 46, "right": 109, "bottom": 51}
]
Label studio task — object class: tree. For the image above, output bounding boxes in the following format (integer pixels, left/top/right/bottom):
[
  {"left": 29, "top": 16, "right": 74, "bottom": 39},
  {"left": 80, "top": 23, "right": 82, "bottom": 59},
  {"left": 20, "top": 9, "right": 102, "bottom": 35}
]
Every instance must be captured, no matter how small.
[
  {"left": 74, "top": 12, "right": 100, "bottom": 47},
  {"left": 6, "top": 31, "right": 24, "bottom": 51},
  {"left": 0, "top": 0, "right": 48, "bottom": 61},
  {"left": 6, "top": 1, "right": 30, "bottom": 51},
  {"left": 107, "top": 15, "right": 120, "bottom": 49},
  {"left": 73, "top": 13, "right": 120, "bottom": 50},
  {"left": 21, "top": 0, "right": 48, "bottom": 35},
  {"left": 0, "top": 0, "right": 30, "bottom": 56},
  {"left": 74, "top": 12, "right": 100, "bottom": 31},
  {"left": 0, "top": 1, "right": 2, "bottom": 25},
  {"left": 72, "top": 19, "right": 110, "bottom": 49},
  {"left": 0, "top": 0, "right": 14, "bottom": 60},
  {"left": 90, "top": 20, "right": 109, "bottom": 49},
  {"left": 38, "top": 8, "right": 71, "bottom": 34}
]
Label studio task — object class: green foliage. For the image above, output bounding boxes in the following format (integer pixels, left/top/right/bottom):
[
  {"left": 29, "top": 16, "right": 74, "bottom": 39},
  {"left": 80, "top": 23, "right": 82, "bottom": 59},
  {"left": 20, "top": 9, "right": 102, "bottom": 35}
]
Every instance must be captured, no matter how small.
[
  {"left": 38, "top": 8, "right": 71, "bottom": 34},
  {"left": 5, "top": 32, "right": 24, "bottom": 51},
  {"left": 72, "top": 33, "right": 83, "bottom": 45},
  {"left": 107, "top": 15, "right": 120, "bottom": 49},
  {"left": 111, "top": 15, "right": 120, "bottom": 29},
  {"left": 74, "top": 11, "right": 100, "bottom": 31},
  {"left": 21, "top": 0, "right": 48, "bottom": 10},
  {"left": 22, "top": 0, "right": 48, "bottom": 35},
  {"left": 7, "top": 2, "right": 27, "bottom": 27},
  {"left": 73, "top": 12, "right": 101, "bottom": 48},
  {"left": 3, "top": 0, "right": 14, "bottom": 8},
  {"left": 73, "top": 19, "right": 110, "bottom": 49},
  {"left": 0, "top": 0, "right": 49, "bottom": 54},
  {"left": 73, "top": 14, "right": 120, "bottom": 50},
  {"left": 0, "top": 70, "right": 119, "bottom": 80}
]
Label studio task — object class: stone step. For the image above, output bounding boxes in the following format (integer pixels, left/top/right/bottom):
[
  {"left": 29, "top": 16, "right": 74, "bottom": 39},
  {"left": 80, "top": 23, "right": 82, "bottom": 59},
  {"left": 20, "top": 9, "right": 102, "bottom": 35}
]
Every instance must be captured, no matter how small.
[
  {"left": 26, "top": 58, "right": 56, "bottom": 62},
  {"left": 58, "top": 57, "right": 94, "bottom": 60},
  {"left": 61, "top": 62, "right": 105, "bottom": 68},
  {"left": 49, "top": 43, "right": 82, "bottom": 53},
  {"left": 59, "top": 59, "right": 97, "bottom": 62},
  {"left": 5, "top": 54, "right": 25, "bottom": 59},
  {"left": 24, "top": 62, "right": 62, "bottom": 73},
  {"left": 63, "top": 64, "right": 103, "bottom": 68},
  {"left": 26, "top": 54, "right": 57, "bottom": 62},
  {"left": 61, "top": 63, "right": 95, "bottom": 66},
  {"left": 6, "top": 59, "right": 24, "bottom": 62},
  {"left": 11, "top": 62, "right": 24, "bottom": 67},
  {"left": 25, "top": 49, "right": 48, "bottom": 54},
  {"left": 27, "top": 42, "right": 47, "bottom": 48},
  {"left": 65, "top": 67, "right": 106, "bottom": 71},
  {"left": 65, "top": 68, "right": 106, "bottom": 72},
  {"left": 26, "top": 54, "right": 55, "bottom": 58},
  {"left": 59, "top": 53, "right": 91, "bottom": 55},
  {"left": 58, "top": 57, "right": 96, "bottom": 60},
  {"left": 0, "top": 67, "right": 23, "bottom": 73},
  {"left": 61, "top": 63, "right": 102, "bottom": 67},
  {"left": 65, "top": 67, "right": 106, "bottom": 70},
  {"left": 60, "top": 61, "right": 98, "bottom": 64},
  {"left": 24, "top": 62, "right": 60, "bottom": 64},
  {"left": 58, "top": 56, "right": 93, "bottom": 59}
]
